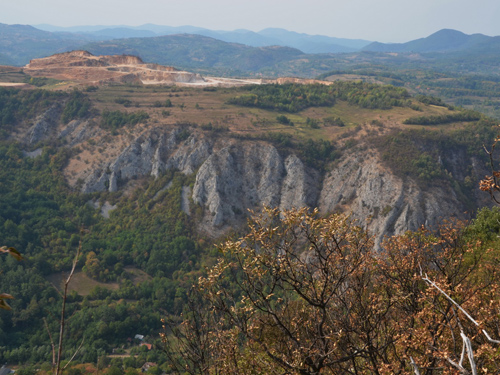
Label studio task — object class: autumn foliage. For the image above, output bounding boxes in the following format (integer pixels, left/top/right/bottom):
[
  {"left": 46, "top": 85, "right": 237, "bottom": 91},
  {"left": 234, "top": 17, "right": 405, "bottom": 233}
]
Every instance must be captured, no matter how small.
[
  {"left": 481, "top": 129, "right": 500, "bottom": 204},
  {"left": 162, "top": 207, "right": 500, "bottom": 374}
]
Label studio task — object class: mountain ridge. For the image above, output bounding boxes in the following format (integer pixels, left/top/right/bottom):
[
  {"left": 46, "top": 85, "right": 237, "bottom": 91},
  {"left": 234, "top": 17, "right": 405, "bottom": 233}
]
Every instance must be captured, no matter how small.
[
  {"left": 4, "top": 22, "right": 500, "bottom": 79},
  {"left": 363, "top": 28, "right": 493, "bottom": 53},
  {"left": 33, "top": 23, "right": 372, "bottom": 53},
  {"left": 82, "top": 34, "right": 305, "bottom": 73}
]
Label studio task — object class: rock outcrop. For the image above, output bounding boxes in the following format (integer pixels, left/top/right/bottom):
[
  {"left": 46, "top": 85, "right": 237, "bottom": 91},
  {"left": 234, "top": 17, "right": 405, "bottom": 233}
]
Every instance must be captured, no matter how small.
[
  {"left": 191, "top": 142, "right": 320, "bottom": 227},
  {"left": 26, "top": 104, "right": 62, "bottom": 145},
  {"left": 81, "top": 128, "right": 212, "bottom": 193},
  {"left": 318, "top": 152, "right": 475, "bottom": 247},
  {"left": 24, "top": 51, "right": 206, "bottom": 85},
  {"left": 77, "top": 127, "right": 489, "bottom": 244}
]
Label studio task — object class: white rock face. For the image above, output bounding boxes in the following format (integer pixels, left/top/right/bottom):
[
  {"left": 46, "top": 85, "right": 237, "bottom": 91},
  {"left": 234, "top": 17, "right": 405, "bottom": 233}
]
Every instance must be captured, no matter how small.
[
  {"left": 82, "top": 128, "right": 211, "bottom": 193},
  {"left": 77, "top": 128, "right": 490, "bottom": 241},
  {"left": 280, "top": 154, "right": 320, "bottom": 211},
  {"left": 181, "top": 186, "right": 191, "bottom": 216},
  {"left": 318, "top": 152, "right": 474, "bottom": 247},
  {"left": 191, "top": 142, "right": 321, "bottom": 228},
  {"left": 27, "top": 104, "right": 62, "bottom": 145}
]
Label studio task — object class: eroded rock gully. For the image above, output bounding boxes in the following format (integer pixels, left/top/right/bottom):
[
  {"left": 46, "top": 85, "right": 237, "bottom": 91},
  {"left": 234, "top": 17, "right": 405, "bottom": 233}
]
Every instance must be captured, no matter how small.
[{"left": 68, "top": 126, "right": 487, "bottom": 245}]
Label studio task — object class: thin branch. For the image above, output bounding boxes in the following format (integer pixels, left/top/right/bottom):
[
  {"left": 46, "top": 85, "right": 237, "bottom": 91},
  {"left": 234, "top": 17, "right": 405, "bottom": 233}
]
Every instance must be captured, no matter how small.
[
  {"left": 55, "top": 240, "right": 82, "bottom": 375},
  {"left": 63, "top": 337, "right": 85, "bottom": 370},
  {"left": 43, "top": 317, "right": 56, "bottom": 367},
  {"left": 445, "top": 357, "right": 468, "bottom": 375},
  {"left": 423, "top": 272, "right": 500, "bottom": 344},
  {"left": 459, "top": 333, "right": 466, "bottom": 368},
  {"left": 421, "top": 273, "right": 476, "bottom": 326},
  {"left": 460, "top": 331, "right": 477, "bottom": 375},
  {"left": 409, "top": 356, "right": 420, "bottom": 375}
]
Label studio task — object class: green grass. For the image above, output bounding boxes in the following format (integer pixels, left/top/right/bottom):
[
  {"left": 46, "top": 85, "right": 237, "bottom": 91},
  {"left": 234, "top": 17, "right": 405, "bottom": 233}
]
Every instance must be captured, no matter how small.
[
  {"left": 30, "top": 82, "right": 480, "bottom": 147},
  {"left": 46, "top": 266, "right": 151, "bottom": 296}
]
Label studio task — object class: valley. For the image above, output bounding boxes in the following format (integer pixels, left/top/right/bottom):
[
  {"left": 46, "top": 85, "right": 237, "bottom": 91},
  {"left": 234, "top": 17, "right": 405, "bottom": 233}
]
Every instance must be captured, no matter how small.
[
  {"left": 0, "top": 27, "right": 500, "bottom": 372},
  {"left": 0, "top": 54, "right": 494, "bottom": 254}
]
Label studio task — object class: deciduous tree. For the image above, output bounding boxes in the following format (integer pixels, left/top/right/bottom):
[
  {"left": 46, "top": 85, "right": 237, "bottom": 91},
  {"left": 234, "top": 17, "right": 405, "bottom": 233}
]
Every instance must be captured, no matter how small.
[
  {"left": 0, "top": 245, "right": 22, "bottom": 310},
  {"left": 165, "top": 208, "right": 500, "bottom": 374}
]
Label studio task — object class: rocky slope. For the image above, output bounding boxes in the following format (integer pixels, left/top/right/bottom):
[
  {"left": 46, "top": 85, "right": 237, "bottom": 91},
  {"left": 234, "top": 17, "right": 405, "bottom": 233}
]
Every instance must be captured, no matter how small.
[
  {"left": 18, "top": 94, "right": 491, "bottom": 246},
  {"left": 25, "top": 119, "right": 483, "bottom": 246},
  {"left": 24, "top": 50, "right": 206, "bottom": 85}
]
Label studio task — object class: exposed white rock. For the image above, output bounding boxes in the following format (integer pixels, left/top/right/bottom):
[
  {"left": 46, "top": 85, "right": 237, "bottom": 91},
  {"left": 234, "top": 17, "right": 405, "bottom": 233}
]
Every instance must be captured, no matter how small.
[
  {"left": 181, "top": 186, "right": 192, "bottom": 216},
  {"left": 318, "top": 151, "right": 476, "bottom": 247},
  {"left": 86, "top": 199, "right": 117, "bottom": 219},
  {"left": 280, "top": 154, "right": 320, "bottom": 211},
  {"left": 26, "top": 104, "right": 62, "bottom": 145},
  {"left": 82, "top": 127, "right": 210, "bottom": 193},
  {"left": 101, "top": 201, "right": 117, "bottom": 219},
  {"left": 76, "top": 127, "right": 490, "bottom": 241},
  {"left": 23, "top": 148, "right": 43, "bottom": 158}
]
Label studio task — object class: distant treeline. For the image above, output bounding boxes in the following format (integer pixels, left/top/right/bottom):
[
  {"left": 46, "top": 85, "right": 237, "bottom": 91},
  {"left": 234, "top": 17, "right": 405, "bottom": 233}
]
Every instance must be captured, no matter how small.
[
  {"left": 0, "top": 88, "right": 91, "bottom": 139},
  {"left": 227, "top": 84, "right": 336, "bottom": 112},
  {"left": 403, "top": 110, "right": 481, "bottom": 125},
  {"left": 415, "top": 94, "right": 452, "bottom": 108},
  {"left": 100, "top": 110, "right": 149, "bottom": 130},
  {"left": 0, "top": 87, "right": 63, "bottom": 128},
  {"left": 315, "top": 67, "right": 500, "bottom": 120},
  {"left": 227, "top": 82, "right": 411, "bottom": 112}
]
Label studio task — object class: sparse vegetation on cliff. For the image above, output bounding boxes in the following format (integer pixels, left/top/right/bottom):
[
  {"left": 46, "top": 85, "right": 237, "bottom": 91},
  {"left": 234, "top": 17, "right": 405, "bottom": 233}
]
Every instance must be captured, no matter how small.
[
  {"left": 403, "top": 109, "right": 481, "bottom": 125},
  {"left": 100, "top": 110, "right": 149, "bottom": 130}
]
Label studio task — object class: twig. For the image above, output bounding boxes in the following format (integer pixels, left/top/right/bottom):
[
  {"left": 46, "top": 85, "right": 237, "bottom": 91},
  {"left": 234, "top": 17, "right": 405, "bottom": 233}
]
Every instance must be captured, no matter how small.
[
  {"left": 421, "top": 272, "right": 498, "bottom": 341},
  {"left": 421, "top": 271, "right": 500, "bottom": 374},
  {"left": 460, "top": 331, "right": 477, "bottom": 375},
  {"left": 55, "top": 240, "right": 82, "bottom": 375},
  {"left": 43, "top": 317, "right": 56, "bottom": 367},
  {"left": 410, "top": 356, "right": 420, "bottom": 375},
  {"left": 63, "top": 337, "right": 85, "bottom": 370}
]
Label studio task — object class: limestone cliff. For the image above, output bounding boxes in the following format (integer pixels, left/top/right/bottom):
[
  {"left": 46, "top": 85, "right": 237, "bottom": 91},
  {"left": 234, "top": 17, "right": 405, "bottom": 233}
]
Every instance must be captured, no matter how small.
[{"left": 68, "top": 125, "right": 489, "bottom": 245}]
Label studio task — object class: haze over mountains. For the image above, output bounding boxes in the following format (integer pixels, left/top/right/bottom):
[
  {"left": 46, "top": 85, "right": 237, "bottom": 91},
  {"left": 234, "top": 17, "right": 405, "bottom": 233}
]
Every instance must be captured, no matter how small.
[
  {"left": 2, "top": 22, "right": 500, "bottom": 87},
  {"left": 34, "top": 23, "right": 372, "bottom": 53},
  {"left": 362, "top": 28, "right": 500, "bottom": 53}
]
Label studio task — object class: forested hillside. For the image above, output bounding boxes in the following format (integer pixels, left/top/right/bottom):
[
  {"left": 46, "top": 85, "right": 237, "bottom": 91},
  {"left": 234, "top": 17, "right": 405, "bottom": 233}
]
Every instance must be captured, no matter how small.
[{"left": 0, "top": 78, "right": 499, "bottom": 374}]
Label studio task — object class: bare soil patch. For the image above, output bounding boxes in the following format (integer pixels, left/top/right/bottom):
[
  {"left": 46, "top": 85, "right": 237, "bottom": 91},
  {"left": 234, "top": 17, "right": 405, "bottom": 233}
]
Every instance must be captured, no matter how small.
[
  {"left": 47, "top": 271, "right": 120, "bottom": 296},
  {"left": 0, "top": 82, "right": 29, "bottom": 87},
  {"left": 46, "top": 266, "right": 152, "bottom": 296},
  {"left": 124, "top": 266, "right": 153, "bottom": 285}
]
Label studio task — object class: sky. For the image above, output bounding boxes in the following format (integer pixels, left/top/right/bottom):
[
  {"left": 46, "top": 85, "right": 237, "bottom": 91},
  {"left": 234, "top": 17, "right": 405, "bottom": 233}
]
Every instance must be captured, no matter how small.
[{"left": 2, "top": 0, "right": 500, "bottom": 43}]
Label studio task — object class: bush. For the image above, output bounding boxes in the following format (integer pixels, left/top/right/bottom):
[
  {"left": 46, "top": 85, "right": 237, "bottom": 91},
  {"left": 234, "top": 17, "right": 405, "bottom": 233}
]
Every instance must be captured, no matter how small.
[
  {"left": 101, "top": 110, "right": 149, "bottom": 130},
  {"left": 403, "top": 110, "right": 481, "bottom": 125},
  {"left": 276, "top": 115, "right": 293, "bottom": 125},
  {"left": 61, "top": 91, "right": 91, "bottom": 123}
]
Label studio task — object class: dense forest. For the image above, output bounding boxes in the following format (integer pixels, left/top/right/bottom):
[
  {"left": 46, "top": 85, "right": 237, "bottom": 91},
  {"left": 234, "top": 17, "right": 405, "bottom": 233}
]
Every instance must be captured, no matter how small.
[
  {"left": 227, "top": 82, "right": 411, "bottom": 112},
  {"left": 0, "top": 88, "right": 208, "bottom": 369},
  {"left": 0, "top": 141, "right": 205, "bottom": 366}
]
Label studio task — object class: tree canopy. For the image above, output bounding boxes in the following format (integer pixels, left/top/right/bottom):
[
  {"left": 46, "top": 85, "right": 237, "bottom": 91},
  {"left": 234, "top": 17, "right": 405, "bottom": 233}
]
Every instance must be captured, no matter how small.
[{"left": 163, "top": 207, "right": 500, "bottom": 374}]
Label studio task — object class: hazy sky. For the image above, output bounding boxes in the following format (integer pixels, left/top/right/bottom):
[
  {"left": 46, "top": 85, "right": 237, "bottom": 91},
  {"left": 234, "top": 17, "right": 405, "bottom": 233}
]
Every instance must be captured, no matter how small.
[{"left": 2, "top": 0, "right": 500, "bottom": 42}]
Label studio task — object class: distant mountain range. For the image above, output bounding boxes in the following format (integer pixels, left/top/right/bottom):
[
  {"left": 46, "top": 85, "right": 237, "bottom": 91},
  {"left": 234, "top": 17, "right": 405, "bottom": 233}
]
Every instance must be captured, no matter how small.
[
  {"left": 2, "top": 23, "right": 500, "bottom": 77},
  {"left": 0, "top": 23, "right": 96, "bottom": 65},
  {"left": 363, "top": 29, "right": 499, "bottom": 53},
  {"left": 34, "top": 24, "right": 371, "bottom": 53},
  {"left": 83, "top": 34, "right": 305, "bottom": 74}
]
